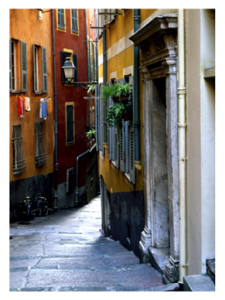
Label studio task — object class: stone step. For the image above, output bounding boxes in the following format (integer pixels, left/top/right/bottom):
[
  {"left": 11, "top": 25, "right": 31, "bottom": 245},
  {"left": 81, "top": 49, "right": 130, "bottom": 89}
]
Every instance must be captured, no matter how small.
[
  {"left": 183, "top": 274, "right": 215, "bottom": 291},
  {"left": 207, "top": 259, "right": 215, "bottom": 283}
]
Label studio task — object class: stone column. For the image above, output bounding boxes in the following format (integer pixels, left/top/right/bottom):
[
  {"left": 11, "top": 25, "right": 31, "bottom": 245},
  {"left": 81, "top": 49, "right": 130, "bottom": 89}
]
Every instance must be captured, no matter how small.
[
  {"left": 139, "top": 67, "right": 153, "bottom": 263},
  {"left": 163, "top": 58, "right": 180, "bottom": 282}
]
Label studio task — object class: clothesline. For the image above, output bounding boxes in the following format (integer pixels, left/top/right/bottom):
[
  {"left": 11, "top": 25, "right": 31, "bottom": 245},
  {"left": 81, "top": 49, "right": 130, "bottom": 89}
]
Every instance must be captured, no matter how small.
[{"left": 14, "top": 95, "right": 54, "bottom": 101}]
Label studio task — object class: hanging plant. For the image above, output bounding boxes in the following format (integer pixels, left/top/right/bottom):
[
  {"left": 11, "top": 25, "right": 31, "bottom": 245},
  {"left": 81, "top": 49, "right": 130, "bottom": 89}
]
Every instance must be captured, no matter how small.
[
  {"left": 106, "top": 102, "right": 132, "bottom": 128},
  {"left": 101, "top": 83, "right": 132, "bottom": 102}
]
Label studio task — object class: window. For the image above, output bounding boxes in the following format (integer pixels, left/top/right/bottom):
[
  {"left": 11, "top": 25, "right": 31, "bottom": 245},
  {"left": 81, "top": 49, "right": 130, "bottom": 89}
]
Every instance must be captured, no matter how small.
[
  {"left": 33, "top": 45, "right": 48, "bottom": 94},
  {"left": 9, "top": 39, "right": 27, "bottom": 93},
  {"left": 65, "top": 102, "right": 75, "bottom": 145},
  {"left": 10, "top": 40, "right": 16, "bottom": 91},
  {"left": 71, "top": 9, "right": 79, "bottom": 34},
  {"left": 66, "top": 167, "right": 74, "bottom": 193},
  {"left": 57, "top": 9, "right": 66, "bottom": 31},
  {"left": 12, "top": 125, "right": 26, "bottom": 175},
  {"left": 35, "top": 122, "right": 47, "bottom": 168},
  {"left": 61, "top": 50, "right": 77, "bottom": 84},
  {"left": 95, "top": 77, "right": 136, "bottom": 184}
]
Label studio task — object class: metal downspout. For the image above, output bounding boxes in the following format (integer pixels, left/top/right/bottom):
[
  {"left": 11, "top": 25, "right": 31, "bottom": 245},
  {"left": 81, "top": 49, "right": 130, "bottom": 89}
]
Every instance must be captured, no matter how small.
[
  {"left": 51, "top": 9, "right": 58, "bottom": 209},
  {"left": 178, "top": 9, "right": 187, "bottom": 283},
  {"left": 133, "top": 9, "right": 141, "bottom": 168},
  {"left": 103, "top": 27, "right": 107, "bottom": 144},
  {"left": 74, "top": 9, "right": 91, "bottom": 206}
]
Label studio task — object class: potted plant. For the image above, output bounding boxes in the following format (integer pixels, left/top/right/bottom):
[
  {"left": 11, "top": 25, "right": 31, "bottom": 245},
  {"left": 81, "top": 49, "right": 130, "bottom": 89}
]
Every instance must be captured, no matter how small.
[
  {"left": 106, "top": 102, "right": 132, "bottom": 128},
  {"left": 85, "top": 128, "right": 96, "bottom": 139},
  {"left": 118, "top": 83, "right": 132, "bottom": 103},
  {"left": 102, "top": 84, "right": 120, "bottom": 102}
]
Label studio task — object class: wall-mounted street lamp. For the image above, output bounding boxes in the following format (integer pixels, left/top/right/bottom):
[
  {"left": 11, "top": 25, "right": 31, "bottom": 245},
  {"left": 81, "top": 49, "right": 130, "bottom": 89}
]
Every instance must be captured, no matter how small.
[{"left": 62, "top": 57, "right": 76, "bottom": 82}]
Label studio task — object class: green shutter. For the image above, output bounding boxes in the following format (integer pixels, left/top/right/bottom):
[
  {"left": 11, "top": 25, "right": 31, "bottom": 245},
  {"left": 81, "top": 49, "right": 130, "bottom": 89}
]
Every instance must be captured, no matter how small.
[
  {"left": 67, "top": 105, "right": 74, "bottom": 143},
  {"left": 33, "top": 45, "right": 37, "bottom": 92},
  {"left": 20, "top": 41, "right": 27, "bottom": 92},
  {"left": 119, "top": 120, "right": 125, "bottom": 172},
  {"left": 115, "top": 125, "right": 120, "bottom": 168},
  {"left": 42, "top": 47, "right": 48, "bottom": 93},
  {"left": 61, "top": 51, "right": 67, "bottom": 84},
  {"left": 124, "top": 120, "right": 129, "bottom": 173}
]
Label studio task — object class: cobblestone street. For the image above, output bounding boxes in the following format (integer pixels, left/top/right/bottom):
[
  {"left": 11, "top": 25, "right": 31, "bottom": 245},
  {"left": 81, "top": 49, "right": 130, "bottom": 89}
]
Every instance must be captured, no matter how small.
[{"left": 10, "top": 196, "right": 164, "bottom": 292}]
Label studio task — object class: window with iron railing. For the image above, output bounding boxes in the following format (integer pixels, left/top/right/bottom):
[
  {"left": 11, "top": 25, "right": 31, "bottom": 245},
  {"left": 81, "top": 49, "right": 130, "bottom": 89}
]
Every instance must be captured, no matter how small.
[
  {"left": 12, "top": 125, "right": 26, "bottom": 175},
  {"left": 35, "top": 122, "right": 47, "bottom": 167}
]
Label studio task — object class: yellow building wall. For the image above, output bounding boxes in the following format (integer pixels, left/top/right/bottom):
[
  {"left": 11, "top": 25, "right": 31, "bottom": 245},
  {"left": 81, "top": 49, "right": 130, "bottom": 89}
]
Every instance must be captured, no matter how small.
[
  {"left": 9, "top": 9, "right": 54, "bottom": 182},
  {"left": 98, "top": 9, "right": 156, "bottom": 194}
]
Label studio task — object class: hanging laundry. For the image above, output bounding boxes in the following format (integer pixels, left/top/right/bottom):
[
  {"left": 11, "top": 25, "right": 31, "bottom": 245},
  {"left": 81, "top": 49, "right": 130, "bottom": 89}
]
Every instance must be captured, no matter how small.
[
  {"left": 18, "top": 96, "right": 25, "bottom": 118},
  {"left": 24, "top": 97, "right": 30, "bottom": 112},
  {"left": 47, "top": 98, "right": 52, "bottom": 115},
  {"left": 40, "top": 98, "right": 47, "bottom": 120}
]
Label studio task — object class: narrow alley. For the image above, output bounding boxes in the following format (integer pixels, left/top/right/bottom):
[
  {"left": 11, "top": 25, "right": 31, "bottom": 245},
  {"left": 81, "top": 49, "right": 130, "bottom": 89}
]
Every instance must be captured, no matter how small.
[{"left": 10, "top": 196, "right": 165, "bottom": 292}]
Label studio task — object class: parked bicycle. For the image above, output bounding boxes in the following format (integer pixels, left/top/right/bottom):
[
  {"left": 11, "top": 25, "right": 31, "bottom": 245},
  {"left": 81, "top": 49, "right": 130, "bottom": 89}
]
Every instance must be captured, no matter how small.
[
  {"left": 20, "top": 196, "right": 33, "bottom": 222},
  {"left": 35, "top": 196, "right": 54, "bottom": 216}
]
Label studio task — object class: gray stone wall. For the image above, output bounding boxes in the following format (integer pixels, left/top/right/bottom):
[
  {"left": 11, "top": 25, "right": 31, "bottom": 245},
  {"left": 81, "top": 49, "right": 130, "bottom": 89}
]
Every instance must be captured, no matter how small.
[{"left": 10, "top": 173, "right": 53, "bottom": 223}]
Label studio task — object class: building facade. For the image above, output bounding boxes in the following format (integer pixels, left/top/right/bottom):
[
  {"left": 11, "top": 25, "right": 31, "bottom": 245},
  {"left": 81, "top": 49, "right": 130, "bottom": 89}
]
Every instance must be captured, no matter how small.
[
  {"left": 9, "top": 9, "right": 54, "bottom": 222},
  {"left": 96, "top": 8, "right": 215, "bottom": 284},
  {"left": 53, "top": 9, "right": 98, "bottom": 208}
]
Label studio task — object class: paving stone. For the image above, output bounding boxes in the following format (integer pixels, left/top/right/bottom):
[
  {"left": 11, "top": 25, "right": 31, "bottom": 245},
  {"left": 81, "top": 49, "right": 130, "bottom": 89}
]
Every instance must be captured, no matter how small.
[{"left": 10, "top": 196, "right": 164, "bottom": 291}]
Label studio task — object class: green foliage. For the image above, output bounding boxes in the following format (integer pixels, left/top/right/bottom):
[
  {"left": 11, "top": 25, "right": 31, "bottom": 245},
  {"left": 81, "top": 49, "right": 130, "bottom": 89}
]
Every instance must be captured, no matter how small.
[
  {"left": 87, "top": 84, "right": 96, "bottom": 94},
  {"left": 85, "top": 128, "right": 96, "bottom": 139},
  {"left": 101, "top": 83, "right": 132, "bottom": 101},
  {"left": 106, "top": 102, "right": 132, "bottom": 128}
]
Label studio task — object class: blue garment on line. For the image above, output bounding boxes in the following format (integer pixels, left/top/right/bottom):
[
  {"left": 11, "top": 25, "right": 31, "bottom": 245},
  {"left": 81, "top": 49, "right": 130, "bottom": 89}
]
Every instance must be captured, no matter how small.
[{"left": 41, "top": 98, "right": 47, "bottom": 119}]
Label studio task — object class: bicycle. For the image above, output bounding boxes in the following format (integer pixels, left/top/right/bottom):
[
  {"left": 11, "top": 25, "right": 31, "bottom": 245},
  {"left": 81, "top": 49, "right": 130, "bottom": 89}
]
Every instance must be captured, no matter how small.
[
  {"left": 35, "top": 196, "right": 54, "bottom": 216},
  {"left": 20, "top": 196, "right": 33, "bottom": 222}
]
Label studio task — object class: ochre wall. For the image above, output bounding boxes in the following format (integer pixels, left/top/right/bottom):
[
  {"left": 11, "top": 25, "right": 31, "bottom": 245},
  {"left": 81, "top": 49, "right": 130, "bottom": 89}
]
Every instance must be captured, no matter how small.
[
  {"left": 98, "top": 9, "right": 156, "bottom": 193},
  {"left": 9, "top": 9, "right": 54, "bottom": 182}
]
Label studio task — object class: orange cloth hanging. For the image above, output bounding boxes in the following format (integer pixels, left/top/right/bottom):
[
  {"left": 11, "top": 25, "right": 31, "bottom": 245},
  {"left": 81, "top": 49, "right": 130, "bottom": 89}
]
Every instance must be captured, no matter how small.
[{"left": 47, "top": 98, "right": 52, "bottom": 114}]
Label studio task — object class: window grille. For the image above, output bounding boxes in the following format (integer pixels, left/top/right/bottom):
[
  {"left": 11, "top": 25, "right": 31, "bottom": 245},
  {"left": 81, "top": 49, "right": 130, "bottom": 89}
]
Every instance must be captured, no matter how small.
[
  {"left": 35, "top": 122, "right": 47, "bottom": 168},
  {"left": 12, "top": 125, "right": 26, "bottom": 175}
]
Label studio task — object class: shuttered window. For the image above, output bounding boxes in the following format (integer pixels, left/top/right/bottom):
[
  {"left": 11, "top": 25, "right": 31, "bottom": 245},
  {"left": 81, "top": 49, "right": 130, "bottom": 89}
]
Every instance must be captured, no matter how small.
[
  {"left": 42, "top": 47, "right": 48, "bottom": 93},
  {"left": 71, "top": 9, "right": 78, "bottom": 34},
  {"left": 65, "top": 103, "right": 75, "bottom": 145},
  {"left": 33, "top": 45, "right": 38, "bottom": 93},
  {"left": 12, "top": 125, "right": 26, "bottom": 175},
  {"left": 20, "top": 41, "right": 27, "bottom": 92},
  {"left": 58, "top": 9, "right": 65, "bottom": 30},
  {"left": 10, "top": 39, "right": 16, "bottom": 92},
  {"left": 35, "top": 122, "right": 47, "bottom": 168}
]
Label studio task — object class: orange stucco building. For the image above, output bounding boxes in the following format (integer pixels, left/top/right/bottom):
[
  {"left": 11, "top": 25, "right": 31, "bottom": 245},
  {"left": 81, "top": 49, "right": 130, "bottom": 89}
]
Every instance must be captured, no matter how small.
[{"left": 9, "top": 9, "right": 54, "bottom": 221}]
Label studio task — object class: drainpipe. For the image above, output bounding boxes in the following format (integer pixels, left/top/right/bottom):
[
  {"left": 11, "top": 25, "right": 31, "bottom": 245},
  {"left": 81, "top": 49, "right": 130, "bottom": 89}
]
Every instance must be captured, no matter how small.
[
  {"left": 178, "top": 9, "right": 187, "bottom": 283},
  {"left": 133, "top": 9, "right": 141, "bottom": 170},
  {"left": 103, "top": 26, "right": 107, "bottom": 145},
  {"left": 52, "top": 9, "right": 58, "bottom": 210},
  {"left": 74, "top": 9, "right": 91, "bottom": 206}
]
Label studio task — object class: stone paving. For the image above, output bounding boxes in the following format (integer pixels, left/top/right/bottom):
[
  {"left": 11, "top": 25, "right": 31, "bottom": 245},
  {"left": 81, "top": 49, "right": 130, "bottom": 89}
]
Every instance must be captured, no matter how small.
[{"left": 10, "top": 195, "right": 164, "bottom": 292}]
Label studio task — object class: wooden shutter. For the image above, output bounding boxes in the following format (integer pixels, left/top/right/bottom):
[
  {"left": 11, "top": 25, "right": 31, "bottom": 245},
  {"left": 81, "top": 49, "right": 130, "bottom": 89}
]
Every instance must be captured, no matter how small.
[
  {"left": 109, "top": 81, "right": 115, "bottom": 161},
  {"left": 33, "top": 45, "right": 37, "bottom": 92},
  {"left": 129, "top": 126, "right": 136, "bottom": 184},
  {"left": 119, "top": 120, "right": 125, "bottom": 172},
  {"left": 106, "top": 82, "right": 111, "bottom": 160},
  {"left": 42, "top": 47, "right": 48, "bottom": 93},
  {"left": 12, "top": 125, "right": 26, "bottom": 175},
  {"left": 61, "top": 51, "right": 67, "bottom": 84},
  {"left": 103, "top": 9, "right": 109, "bottom": 25},
  {"left": 95, "top": 84, "right": 99, "bottom": 151},
  {"left": 58, "top": 9, "right": 65, "bottom": 29},
  {"left": 124, "top": 120, "right": 129, "bottom": 173},
  {"left": 72, "top": 9, "right": 78, "bottom": 33},
  {"left": 9, "top": 39, "right": 12, "bottom": 91},
  {"left": 66, "top": 105, "right": 74, "bottom": 144},
  {"left": 115, "top": 125, "right": 120, "bottom": 168},
  {"left": 90, "top": 42, "right": 93, "bottom": 82},
  {"left": 73, "top": 53, "right": 77, "bottom": 86},
  {"left": 20, "top": 41, "right": 27, "bottom": 92}
]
